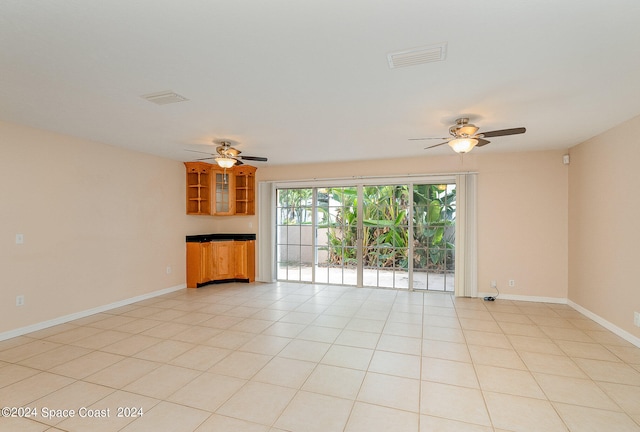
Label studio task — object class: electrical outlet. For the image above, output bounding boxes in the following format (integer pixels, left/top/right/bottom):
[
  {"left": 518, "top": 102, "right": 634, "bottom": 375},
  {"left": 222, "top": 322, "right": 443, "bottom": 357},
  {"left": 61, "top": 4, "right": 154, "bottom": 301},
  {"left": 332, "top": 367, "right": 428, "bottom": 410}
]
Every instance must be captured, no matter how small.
[
  {"left": 166, "top": 266, "right": 172, "bottom": 275},
  {"left": 16, "top": 295, "right": 25, "bottom": 306},
  {"left": 490, "top": 280, "right": 497, "bottom": 288},
  {"left": 634, "top": 311, "right": 640, "bottom": 328},
  {"left": 16, "top": 234, "right": 24, "bottom": 244},
  {"left": 508, "top": 279, "right": 515, "bottom": 287}
]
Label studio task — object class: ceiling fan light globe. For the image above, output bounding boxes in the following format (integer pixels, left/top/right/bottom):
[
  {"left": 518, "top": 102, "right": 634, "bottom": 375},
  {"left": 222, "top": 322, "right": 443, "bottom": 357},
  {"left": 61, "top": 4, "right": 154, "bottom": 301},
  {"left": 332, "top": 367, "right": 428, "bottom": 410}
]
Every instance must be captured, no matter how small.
[
  {"left": 215, "top": 157, "right": 236, "bottom": 168},
  {"left": 448, "top": 138, "right": 478, "bottom": 153}
]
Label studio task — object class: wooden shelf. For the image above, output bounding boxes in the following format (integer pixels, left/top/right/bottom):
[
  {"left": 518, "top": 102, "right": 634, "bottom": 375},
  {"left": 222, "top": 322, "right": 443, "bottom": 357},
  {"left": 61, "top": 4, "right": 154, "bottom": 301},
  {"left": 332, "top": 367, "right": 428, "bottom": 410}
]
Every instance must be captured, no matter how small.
[{"left": 184, "top": 162, "right": 212, "bottom": 215}]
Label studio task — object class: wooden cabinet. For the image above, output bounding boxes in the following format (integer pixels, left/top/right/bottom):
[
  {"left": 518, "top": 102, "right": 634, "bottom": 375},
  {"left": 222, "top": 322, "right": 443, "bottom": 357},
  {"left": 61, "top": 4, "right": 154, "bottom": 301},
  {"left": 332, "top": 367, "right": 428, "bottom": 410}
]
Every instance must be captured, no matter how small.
[
  {"left": 234, "top": 166, "right": 257, "bottom": 215},
  {"left": 186, "top": 239, "right": 255, "bottom": 288},
  {"left": 184, "top": 162, "right": 211, "bottom": 215},
  {"left": 185, "top": 163, "right": 256, "bottom": 216}
]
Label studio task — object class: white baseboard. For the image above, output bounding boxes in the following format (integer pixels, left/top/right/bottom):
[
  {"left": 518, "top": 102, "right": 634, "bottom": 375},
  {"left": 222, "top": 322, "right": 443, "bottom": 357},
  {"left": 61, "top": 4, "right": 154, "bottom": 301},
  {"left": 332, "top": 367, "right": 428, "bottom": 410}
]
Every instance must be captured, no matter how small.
[
  {"left": 0, "top": 284, "right": 186, "bottom": 342},
  {"left": 256, "top": 277, "right": 276, "bottom": 283},
  {"left": 476, "top": 291, "right": 568, "bottom": 304},
  {"left": 475, "top": 292, "right": 639, "bottom": 348},
  {"left": 567, "top": 300, "right": 640, "bottom": 348}
]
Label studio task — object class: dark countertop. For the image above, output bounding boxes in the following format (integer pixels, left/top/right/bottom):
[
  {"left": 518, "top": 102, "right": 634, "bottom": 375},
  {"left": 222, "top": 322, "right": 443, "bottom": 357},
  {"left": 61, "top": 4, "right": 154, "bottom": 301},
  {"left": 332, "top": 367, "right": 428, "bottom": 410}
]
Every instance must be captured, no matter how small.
[{"left": 186, "top": 233, "right": 256, "bottom": 242}]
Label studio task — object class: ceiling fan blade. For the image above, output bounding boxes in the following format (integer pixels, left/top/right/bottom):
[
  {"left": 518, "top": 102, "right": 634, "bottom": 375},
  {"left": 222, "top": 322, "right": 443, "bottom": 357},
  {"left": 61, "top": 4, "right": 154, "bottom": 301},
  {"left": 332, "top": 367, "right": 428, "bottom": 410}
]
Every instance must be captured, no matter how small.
[
  {"left": 425, "top": 141, "right": 449, "bottom": 150},
  {"left": 185, "top": 149, "right": 214, "bottom": 155},
  {"left": 195, "top": 157, "right": 214, "bottom": 161},
  {"left": 480, "top": 127, "right": 526, "bottom": 138},
  {"left": 409, "top": 137, "right": 449, "bottom": 141},
  {"left": 475, "top": 138, "right": 491, "bottom": 147},
  {"left": 239, "top": 155, "right": 268, "bottom": 162}
]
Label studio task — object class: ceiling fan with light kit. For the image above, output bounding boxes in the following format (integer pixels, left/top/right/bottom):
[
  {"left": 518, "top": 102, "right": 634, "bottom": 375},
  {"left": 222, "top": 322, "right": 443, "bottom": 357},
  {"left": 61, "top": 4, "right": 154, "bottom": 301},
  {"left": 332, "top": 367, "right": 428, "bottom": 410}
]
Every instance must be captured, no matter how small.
[
  {"left": 186, "top": 140, "right": 268, "bottom": 168},
  {"left": 411, "top": 118, "right": 526, "bottom": 153}
]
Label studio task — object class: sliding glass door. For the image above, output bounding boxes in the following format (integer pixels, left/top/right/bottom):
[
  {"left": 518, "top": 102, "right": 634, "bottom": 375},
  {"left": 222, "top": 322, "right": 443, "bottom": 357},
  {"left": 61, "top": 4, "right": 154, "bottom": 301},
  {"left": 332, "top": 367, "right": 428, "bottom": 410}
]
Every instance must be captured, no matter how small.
[{"left": 276, "top": 181, "right": 456, "bottom": 291}]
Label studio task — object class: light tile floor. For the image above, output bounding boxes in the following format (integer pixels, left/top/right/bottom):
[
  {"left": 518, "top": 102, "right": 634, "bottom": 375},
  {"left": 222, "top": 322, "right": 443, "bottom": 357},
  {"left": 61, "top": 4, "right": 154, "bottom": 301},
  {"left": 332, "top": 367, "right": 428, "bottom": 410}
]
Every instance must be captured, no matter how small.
[{"left": 1, "top": 282, "right": 640, "bottom": 431}]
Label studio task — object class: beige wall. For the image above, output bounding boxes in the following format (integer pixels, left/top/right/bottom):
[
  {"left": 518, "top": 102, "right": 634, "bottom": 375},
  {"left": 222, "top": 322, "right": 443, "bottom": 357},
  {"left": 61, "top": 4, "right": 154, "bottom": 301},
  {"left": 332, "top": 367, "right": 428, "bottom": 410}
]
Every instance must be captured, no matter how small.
[
  {"left": 255, "top": 148, "right": 569, "bottom": 300},
  {"left": 476, "top": 151, "right": 568, "bottom": 299},
  {"left": 568, "top": 115, "right": 640, "bottom": 338},
  {"left": 0, "top": 121, "right": 216, "bottom": 334}
]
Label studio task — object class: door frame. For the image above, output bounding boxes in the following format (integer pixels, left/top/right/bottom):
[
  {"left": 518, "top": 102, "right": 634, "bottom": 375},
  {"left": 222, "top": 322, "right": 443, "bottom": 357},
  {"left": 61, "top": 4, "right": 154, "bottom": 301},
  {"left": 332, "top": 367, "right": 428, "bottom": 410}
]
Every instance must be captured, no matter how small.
[{"left": 259, "top": 173, "right": 477, "bottom": 296}]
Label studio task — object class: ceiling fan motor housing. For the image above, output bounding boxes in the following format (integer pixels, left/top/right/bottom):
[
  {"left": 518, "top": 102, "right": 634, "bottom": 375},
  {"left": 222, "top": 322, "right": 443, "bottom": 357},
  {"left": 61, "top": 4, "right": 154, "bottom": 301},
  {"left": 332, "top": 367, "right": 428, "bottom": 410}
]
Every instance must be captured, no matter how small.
[{"left": 450, "top": 118, "right": 479, "bottom": 138}]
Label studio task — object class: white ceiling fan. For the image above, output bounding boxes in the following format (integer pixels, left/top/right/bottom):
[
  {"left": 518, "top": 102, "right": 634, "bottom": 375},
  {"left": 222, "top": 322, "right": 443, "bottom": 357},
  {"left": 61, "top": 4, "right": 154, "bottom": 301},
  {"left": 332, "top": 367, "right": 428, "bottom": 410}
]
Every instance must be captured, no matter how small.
[
  {"left": 411, "top": 118, "right": 526, "bottom": 153},
  {"left": 186, "top": 140, "right": 268, "bottom": 168}
]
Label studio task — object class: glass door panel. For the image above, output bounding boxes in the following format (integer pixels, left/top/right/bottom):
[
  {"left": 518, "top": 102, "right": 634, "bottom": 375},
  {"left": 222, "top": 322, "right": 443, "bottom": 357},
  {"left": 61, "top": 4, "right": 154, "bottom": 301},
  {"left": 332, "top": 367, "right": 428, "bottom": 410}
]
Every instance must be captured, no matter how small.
[
  {"left": 361, "top": 185, "right": 410, "bottom": 289},
  {"left": 412, "top": 183, "right": 456, "bottom": 291},
  {"left": 215, "top": 172, "right": 231, "bottom": 213},
  {"left": 316, "top": 187, "right": 358, "bottom": 286},
  {"left": 276, "top": 188, "right": 313, "bottom": 282}
]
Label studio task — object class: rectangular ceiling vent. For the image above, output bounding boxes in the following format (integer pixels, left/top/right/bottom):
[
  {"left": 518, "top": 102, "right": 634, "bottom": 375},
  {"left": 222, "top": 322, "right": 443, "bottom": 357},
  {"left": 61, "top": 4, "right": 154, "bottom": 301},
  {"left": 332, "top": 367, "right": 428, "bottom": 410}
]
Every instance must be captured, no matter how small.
[
  {"left": 387, "top": 42, "right": 447, "bottom": 69},
  {"left": 141, "top": 91, "right": 189, "bottom": 105}
]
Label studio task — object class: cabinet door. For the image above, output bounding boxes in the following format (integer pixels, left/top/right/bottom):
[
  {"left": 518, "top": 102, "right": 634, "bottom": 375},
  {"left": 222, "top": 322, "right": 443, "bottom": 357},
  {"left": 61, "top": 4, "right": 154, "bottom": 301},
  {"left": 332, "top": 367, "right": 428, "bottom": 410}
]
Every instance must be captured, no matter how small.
[
  {"left": 234, "top": 240, "right": 256, "bottom": 281},
  {"left": 212, "top": 241, "right": 235, "bottom": 280},
  {"left": 201, "top": 242, "right": 213, "bottom": 282},
  {"left": 234, "top": 241, "right": 248, "bottom": 279},
  {"left": 211, "top": 169, "right": 235, "bottom": 215},
  {"left": 246, "top": 240, "right": 255, "bottom": 282},
  {"left": 186, "top": 242, "right": 212, "bottom": 288}
]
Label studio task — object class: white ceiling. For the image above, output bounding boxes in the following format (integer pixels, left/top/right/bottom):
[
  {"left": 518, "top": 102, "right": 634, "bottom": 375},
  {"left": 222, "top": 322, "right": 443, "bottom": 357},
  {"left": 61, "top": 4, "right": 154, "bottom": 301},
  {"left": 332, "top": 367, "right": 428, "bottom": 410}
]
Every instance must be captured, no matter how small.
[{"left": 2, "top": 0, "right": 640, "bottom": 166}]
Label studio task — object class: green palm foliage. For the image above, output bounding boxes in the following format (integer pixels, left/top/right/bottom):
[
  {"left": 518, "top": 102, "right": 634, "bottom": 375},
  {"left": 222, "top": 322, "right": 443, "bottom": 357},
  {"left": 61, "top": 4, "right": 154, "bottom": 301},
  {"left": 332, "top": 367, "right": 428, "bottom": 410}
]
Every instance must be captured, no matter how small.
[
  {"left": 277, "top": 183, "right": 455, "bottom": 273},
  {"left": 277, "top": 188, "right": 313, "bottom": 225},
  {"left": 318, "top": 187, "right": 358, "bottom": 267},
  {"left": 413, "top": 184, "right": 456, "bottom": 271}
]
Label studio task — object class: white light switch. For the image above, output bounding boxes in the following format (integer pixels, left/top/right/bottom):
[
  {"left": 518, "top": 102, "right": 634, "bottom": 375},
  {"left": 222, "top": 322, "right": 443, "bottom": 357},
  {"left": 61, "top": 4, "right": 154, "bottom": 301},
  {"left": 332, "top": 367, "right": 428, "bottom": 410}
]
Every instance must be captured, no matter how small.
[{"left": 16, "top": 234, "right": 24, "bottom": 244}]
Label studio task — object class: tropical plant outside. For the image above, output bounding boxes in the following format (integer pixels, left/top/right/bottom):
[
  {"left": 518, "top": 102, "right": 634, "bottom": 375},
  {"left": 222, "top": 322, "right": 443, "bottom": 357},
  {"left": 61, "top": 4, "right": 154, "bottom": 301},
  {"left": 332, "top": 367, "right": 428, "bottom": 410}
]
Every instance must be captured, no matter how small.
[
  {"left": 412, "top": 184, "right": 456, "bottom": 272},
  {"left": 276, "top": 183, "right": 455, "bottom": 275}
]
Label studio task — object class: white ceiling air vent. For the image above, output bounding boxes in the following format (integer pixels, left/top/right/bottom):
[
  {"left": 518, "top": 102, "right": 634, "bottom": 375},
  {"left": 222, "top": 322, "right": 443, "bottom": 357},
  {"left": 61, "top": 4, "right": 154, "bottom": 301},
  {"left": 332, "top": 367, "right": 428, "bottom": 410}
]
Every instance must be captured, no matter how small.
[
  {"left": 141, "top": 91, "right": 189, "bottom": 105},
  {"left": 387, "top": 42, "right": 447, "bottom": 69}
]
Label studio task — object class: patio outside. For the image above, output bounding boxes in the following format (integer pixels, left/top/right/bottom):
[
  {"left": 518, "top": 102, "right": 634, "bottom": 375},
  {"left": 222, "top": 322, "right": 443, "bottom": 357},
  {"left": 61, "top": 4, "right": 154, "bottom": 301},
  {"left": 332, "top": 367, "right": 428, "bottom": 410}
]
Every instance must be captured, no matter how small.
[{"left": 278, "top": 264, "right": 454, "bottom": 292}]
